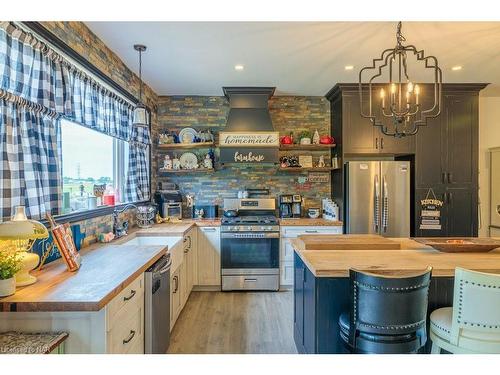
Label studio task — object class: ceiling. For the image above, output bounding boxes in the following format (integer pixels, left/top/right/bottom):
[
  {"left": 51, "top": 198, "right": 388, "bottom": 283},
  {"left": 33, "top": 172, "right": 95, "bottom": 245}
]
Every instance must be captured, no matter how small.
[{"left": 86, "top": 22, "right": 500, "bottom": 96}]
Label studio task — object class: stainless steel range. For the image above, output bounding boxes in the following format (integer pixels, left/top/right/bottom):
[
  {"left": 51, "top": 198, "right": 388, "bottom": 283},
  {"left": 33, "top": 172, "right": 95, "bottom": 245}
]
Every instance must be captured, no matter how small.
[{"left": 221, "top": 198, "right": 280, "bottom": 291}]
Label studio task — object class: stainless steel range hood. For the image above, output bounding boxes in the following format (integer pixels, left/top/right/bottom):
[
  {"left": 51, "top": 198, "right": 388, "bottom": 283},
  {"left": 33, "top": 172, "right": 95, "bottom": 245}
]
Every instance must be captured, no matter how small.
[
  {"left": 223, "top": 87, "right": 276, "bottom": 132},
  {"left": 220, "top": 87, "right": 278, "bottom": 165}
]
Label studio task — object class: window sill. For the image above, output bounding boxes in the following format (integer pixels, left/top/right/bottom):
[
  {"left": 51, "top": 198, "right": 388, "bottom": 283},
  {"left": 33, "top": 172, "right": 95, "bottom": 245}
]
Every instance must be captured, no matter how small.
[{"left": 40, "top": 201, "right": 151, "bottom": 226}]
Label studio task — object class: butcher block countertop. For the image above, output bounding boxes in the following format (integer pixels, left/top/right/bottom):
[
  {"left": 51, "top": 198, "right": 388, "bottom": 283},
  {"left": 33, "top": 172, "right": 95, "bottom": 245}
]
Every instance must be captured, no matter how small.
[
  {"left": 279, "top": 218, "right": 342, "bottom": 226},
  {"left": 0, "top": 221, "right": 222, "bottom": 312},
  {"left": 0, "top": 243, "right": 167, "bottom": 312},
  {"left": 291, "top": 237, "right": 500, "bottom": 277}
]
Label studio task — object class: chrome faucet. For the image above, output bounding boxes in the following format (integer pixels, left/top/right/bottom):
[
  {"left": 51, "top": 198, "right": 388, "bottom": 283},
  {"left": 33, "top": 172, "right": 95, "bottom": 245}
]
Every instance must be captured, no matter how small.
[{"left": 112, "top": 204, "right": 138, "bottom": 238}]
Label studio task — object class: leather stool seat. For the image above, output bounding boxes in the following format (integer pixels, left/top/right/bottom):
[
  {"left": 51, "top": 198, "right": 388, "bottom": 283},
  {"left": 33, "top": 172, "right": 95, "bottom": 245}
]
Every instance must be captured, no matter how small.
[{"left": 338, "top": 312, "right": 424, "bottom": 354}]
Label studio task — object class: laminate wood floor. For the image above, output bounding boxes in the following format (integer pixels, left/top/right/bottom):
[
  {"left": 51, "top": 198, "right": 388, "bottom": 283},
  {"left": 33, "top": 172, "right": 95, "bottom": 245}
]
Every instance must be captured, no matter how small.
[{"left": 167, "top": 290, "right": 298, "bottom": 354}]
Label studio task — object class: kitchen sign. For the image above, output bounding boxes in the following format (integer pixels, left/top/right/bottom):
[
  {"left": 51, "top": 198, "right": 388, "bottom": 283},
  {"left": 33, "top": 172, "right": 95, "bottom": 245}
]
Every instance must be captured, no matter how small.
[
  {"left": 220, "top": 147, "right": 278, "bottom": 164},
  {"left": 219, "top": 132, "right": 279, "bottom": 147},
  {"left": 419, "top": 188, "right": 443, "bottom": 230}
]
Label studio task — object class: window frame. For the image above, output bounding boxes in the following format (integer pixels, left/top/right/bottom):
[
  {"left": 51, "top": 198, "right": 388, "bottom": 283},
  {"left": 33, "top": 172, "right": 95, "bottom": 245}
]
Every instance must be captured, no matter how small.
[{"left": 55, "top": 118, "right": 152, "bottom": 225}]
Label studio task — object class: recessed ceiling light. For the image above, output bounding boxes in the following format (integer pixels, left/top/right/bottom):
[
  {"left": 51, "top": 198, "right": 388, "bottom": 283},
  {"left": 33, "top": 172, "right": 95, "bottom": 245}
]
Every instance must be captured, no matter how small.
[
  {"left": 451, "top": 65, "right": 463, "bottom": 71},
  {"left": 345, "top": 65, "right": 354, "bottom": 71},
  {"left": 234, "top": 64, "right": 244, "bottom": 71}
]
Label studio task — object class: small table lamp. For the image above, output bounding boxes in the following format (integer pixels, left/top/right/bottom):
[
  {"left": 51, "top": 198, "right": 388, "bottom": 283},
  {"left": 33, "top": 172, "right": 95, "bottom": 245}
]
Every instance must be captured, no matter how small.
[{"left": 0, "top": 206, "right": 49, "bottom": 286}]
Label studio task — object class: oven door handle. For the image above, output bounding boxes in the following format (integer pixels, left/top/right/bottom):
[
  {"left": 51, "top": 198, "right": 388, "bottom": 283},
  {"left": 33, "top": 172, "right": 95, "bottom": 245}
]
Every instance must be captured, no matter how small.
[{"left": 221, "top": 233, "right": 280, "bottom": 239}]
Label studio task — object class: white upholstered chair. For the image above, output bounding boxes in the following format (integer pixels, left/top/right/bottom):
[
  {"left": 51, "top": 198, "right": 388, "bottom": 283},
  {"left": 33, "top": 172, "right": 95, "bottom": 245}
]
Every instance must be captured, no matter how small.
[{"left": 430, "top": 267, "right": 500, "bottom": 354}]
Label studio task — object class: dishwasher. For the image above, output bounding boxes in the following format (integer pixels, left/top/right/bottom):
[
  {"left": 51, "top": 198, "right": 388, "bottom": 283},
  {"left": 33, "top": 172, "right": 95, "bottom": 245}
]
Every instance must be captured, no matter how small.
[{"left": 144, "top": 254, "right": 171, "bottom": 354}]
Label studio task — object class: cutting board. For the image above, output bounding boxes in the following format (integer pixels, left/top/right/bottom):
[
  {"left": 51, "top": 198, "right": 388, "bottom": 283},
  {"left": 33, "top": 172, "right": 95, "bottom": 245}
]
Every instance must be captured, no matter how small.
[{"left": 295, "top": 234, "right": 401, "bottom": 250}]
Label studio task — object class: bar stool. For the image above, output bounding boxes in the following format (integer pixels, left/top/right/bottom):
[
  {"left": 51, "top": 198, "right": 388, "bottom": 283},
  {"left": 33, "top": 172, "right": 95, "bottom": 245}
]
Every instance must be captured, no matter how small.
[
  {"left": 338, "top": 267, "right": 432, "bottom": 354},
  {"left": 430, "top": 267, "right": 500, "bottom": 354}
]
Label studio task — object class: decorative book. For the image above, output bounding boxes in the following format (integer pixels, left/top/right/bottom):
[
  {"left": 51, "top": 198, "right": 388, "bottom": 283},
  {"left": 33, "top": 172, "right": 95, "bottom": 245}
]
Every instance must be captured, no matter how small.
[{"left": 46, "top": 214, "right": 82, "bottom": 272}]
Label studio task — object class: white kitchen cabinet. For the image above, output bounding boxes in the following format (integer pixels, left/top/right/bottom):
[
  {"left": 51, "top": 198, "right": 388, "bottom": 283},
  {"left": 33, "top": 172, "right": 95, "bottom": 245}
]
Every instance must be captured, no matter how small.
[
  {"left": 0, "top": 274, "right": 145, "bottom": 354},
  {"left": 280, "top": 261, "right": 295, "bottom": 286},
  {"left": 279, "top": 225, "right": 342, "bottom": 286},
  {"left": 184, "top": 227, "right": 198, "bottom": 294},
  {"left": 281, "top": 225, "right": 342, "bottom": 238},
  {"left": 196, "top": 226, "right": 221, "bottom": 288},
  {"left": 170, "top": 266, "right": 181, "bottom": 330}
]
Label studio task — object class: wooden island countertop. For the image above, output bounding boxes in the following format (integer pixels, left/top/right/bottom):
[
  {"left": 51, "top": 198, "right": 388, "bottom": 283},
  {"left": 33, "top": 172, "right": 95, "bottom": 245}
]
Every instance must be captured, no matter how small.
[{"left": 291, "top": 237, "right": 500, "bottom": 277}]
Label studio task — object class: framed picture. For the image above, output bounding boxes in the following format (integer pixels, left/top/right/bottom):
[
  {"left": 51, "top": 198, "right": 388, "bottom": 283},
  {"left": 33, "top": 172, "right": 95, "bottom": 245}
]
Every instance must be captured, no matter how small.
[{"left": 299, "top": 155, "right": 313, "bottom": 168}]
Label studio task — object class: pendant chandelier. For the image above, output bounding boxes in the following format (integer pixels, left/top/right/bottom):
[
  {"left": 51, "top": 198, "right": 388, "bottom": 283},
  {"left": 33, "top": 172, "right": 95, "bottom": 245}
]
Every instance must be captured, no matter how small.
[
  {"left": 132, "top": 44, "right": 149, "bottom": 128},
  {"left": 358, "top": 22, "right": 442, "bottom": 137}
]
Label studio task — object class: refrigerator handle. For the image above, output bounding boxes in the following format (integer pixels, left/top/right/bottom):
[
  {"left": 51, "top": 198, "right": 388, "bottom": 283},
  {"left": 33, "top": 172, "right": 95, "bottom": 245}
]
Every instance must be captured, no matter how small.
[
  {"left": 374, "top": 175, "right": 380, "bottom": 233},
  {"left": 382, "top": 176, "right": 388, "bottom": 233}
]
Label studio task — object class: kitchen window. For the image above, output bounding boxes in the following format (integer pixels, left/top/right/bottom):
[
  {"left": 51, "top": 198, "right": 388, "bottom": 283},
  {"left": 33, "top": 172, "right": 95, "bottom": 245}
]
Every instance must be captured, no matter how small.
[{"left": 60, "top": 119, "right": 135, "bottom": 214}]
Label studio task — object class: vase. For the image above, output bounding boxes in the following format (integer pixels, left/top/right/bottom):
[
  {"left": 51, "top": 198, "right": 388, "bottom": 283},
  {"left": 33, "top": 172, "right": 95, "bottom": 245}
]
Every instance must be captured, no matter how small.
[
  {"left": 300, "top": 138, "right": 312, "bottom": 145},
  {"left": 0, "top": 277, "right": 16, "bottom": 297}
]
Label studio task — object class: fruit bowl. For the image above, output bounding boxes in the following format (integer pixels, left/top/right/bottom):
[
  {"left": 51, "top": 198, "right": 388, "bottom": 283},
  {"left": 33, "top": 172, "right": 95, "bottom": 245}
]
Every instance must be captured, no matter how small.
[{"left": 412, "top": 238, "right": 500, "bottom": 253}]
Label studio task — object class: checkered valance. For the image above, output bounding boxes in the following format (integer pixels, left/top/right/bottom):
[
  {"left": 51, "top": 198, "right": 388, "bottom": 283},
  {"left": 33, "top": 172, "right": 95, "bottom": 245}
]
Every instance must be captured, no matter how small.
[{"left": 0, "top": 22, "right": 150, "bottom": 144}]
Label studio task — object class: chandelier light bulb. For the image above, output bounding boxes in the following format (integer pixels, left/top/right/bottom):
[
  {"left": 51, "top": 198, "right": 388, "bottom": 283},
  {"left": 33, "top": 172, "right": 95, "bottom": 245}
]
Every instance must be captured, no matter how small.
[{"left": 407, "top": 81, "right": 414, "bottom": 93}]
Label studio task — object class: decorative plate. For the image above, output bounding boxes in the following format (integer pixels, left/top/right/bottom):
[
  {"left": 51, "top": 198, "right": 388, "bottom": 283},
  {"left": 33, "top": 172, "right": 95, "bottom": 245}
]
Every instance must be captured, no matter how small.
[
  {"left": 179, "top": 152, "right": 199, "bottom": 170},
  {"left": 178, "top": 128, "right": 198, "bottom": 144}
]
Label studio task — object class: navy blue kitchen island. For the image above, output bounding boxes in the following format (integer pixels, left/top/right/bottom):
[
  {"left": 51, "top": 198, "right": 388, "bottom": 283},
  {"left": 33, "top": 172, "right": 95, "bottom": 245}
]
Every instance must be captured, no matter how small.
[{"left": 290, "top": 239, "right": 500, "bottom": 354}]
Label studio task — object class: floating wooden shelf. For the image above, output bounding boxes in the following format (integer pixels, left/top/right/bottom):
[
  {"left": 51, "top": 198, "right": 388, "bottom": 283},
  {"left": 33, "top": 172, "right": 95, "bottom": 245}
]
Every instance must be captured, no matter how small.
[
  {"left": 157, "top": 142, "right": 215, "bottom": 149},
  {"left": 278, "top": 167, "right": 340, "bottom": 172},
  {"left": 279, "top": 144, "right": 336, "bottom": 151},
  {"left": 159, "top": 168, "right": 215, "bottom": 174}
]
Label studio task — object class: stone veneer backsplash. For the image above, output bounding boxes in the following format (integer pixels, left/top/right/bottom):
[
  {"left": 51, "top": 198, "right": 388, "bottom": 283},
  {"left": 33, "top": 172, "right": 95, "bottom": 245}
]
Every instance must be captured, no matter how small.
[
  {"left": 32, "top": 209, "right": 137, "bottom": 266},
  {"left": 155, "top": 96, "right": 333, "bottom": 215}
]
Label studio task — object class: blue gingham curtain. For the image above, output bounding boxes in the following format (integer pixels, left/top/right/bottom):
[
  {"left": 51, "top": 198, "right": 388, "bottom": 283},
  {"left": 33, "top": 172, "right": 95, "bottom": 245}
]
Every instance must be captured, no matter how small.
[
  {"left": 0, "top": 96, "right": 62, "bottom": 220},
  {"left": 125, "top": 125, "right": 150, "bottom": 202},
  {"left": 0, "top": 23, "right": 72, "bottom": 115},
  {"left": 67, "top": 69, "right": 133, "bottom": 141},
  {"left": 0, "top": 22, "right": 152, "bottom": 216}
]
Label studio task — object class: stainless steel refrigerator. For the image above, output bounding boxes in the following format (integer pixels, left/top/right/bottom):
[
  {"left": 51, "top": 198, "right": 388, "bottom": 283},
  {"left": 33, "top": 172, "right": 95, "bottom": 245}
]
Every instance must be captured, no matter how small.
[{"left": 345, "top": 161, "right": 410, "bottom": 237}]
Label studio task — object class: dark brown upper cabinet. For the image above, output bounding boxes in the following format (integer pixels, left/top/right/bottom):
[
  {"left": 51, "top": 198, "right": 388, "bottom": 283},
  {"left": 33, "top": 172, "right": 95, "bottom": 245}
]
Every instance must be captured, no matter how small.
[{"left": 327, "top": 84, "right": 415, "bottom": 156}]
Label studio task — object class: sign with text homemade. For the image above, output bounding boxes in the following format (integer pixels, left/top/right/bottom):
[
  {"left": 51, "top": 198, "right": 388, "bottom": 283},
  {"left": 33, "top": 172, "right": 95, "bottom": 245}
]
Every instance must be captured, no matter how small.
[
  {"left": 219, "top": 131, "right": 279, "bottom": 164},
  {"left": 219, "top": 132, "right": 279, "bottom": 147}
]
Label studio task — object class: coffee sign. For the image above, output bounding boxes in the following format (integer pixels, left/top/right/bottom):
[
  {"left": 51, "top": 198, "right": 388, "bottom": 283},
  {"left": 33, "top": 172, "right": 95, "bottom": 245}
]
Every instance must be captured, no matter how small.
[{"left": 219, "top": 132, "right": 279, "bottom": 147}]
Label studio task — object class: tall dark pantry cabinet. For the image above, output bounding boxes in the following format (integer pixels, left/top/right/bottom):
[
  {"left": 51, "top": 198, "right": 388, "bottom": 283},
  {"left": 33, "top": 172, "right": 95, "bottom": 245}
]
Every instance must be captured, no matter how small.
[{"left": 326, "top": 83, "right": 487, "bottom": 237}]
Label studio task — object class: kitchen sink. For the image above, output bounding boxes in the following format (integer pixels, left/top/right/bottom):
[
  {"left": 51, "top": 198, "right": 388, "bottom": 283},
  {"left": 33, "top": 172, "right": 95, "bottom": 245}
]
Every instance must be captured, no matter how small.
[
  {"left": 122, "top": 236, "right": 182, "bottom": 248},
  {"left": 121, "top": 235, "right": 184, "bottom": 271}
]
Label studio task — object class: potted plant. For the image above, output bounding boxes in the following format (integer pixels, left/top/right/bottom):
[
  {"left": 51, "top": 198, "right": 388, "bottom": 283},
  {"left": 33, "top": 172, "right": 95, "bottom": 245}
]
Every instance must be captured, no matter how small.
[
  {"left": 0, "top": 245, "right": 22, "bottom": 297},
  {"left": 299, "top": 130, "right": 312, "bottom": 145}
]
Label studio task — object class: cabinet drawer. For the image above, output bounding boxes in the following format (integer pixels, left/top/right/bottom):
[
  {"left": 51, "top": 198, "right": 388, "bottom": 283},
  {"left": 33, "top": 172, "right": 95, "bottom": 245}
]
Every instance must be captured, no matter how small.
[
  {"left": 281, "top": 226, "right": 342, "bottom": 238},
  {"left": 106, "top": 274, "right": 144, "bottom": 327},
  {"left": 280, "top": 261, "right": 294, "bottom": 286},
  {"left": 107, "top": 302, "right": 143, "bottom": 354}
]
